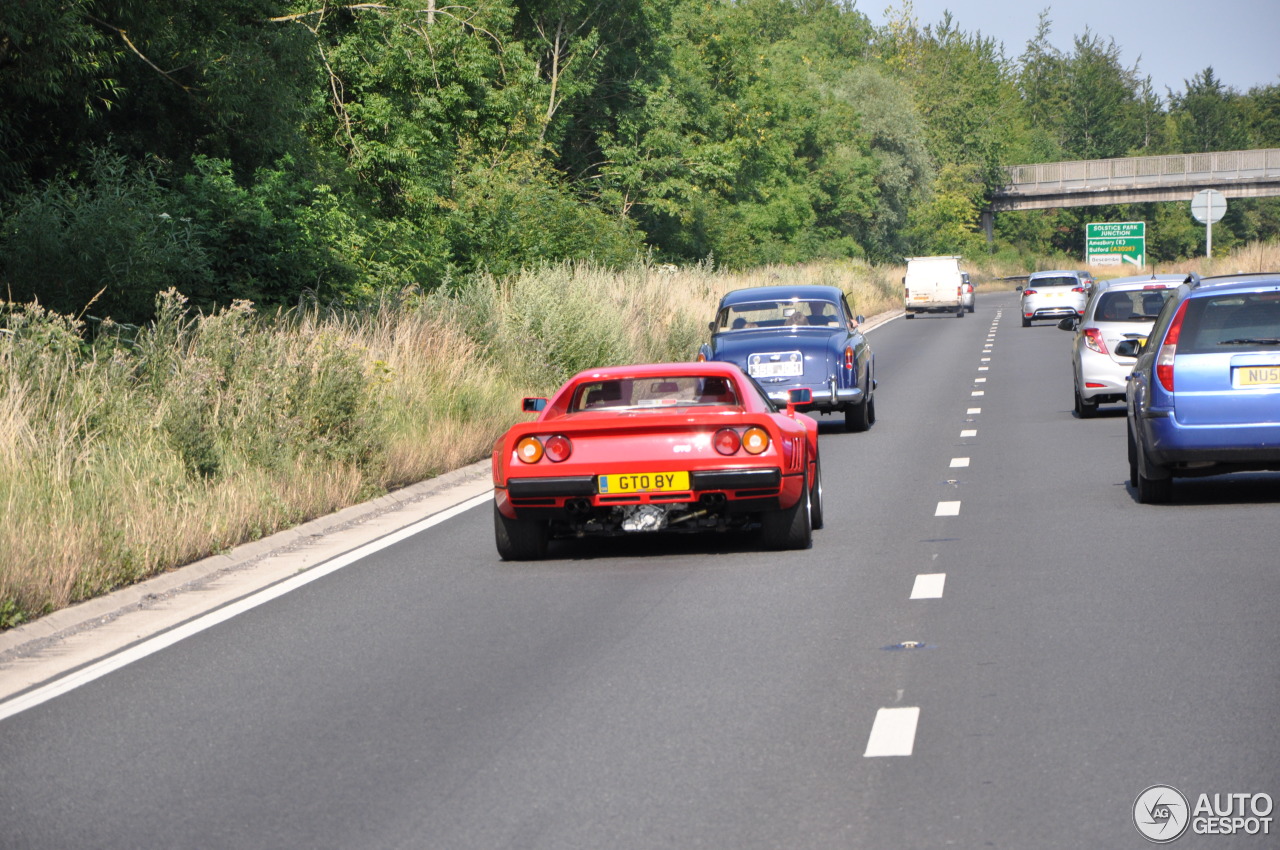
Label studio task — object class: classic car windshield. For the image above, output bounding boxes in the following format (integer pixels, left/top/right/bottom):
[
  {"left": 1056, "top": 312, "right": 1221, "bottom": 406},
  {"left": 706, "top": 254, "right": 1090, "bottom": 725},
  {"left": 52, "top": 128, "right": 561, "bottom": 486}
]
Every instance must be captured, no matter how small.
[
  {"left": 715, "top": 299, "right": 840, "bottom": 331},
  {"left": 569, "top": 376, "right": 741, "bottom": 411}
]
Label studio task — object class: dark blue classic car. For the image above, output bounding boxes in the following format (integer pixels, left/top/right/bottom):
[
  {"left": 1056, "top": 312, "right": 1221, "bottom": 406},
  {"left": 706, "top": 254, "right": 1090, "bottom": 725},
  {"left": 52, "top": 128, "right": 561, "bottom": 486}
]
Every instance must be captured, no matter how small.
[{"left": 697, "top": 285, "right": 876, "bottom": 431}]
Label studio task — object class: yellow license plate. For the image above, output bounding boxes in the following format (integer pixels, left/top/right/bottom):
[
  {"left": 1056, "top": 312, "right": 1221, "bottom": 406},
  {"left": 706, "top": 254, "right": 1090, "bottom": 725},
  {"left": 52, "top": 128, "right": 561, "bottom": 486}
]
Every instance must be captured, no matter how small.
[
  {"left": 1235, "top": 366, "right": 1280, "bottom": 387},
  {"left": 598, "top": 471, "right": 690, "bottom": 494}
]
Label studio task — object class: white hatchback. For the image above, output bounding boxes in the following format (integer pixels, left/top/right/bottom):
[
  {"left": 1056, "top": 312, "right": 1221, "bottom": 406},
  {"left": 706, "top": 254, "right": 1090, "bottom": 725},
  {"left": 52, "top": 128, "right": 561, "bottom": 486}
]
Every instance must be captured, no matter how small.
[
  {"left": 1059, "top": 273, "right": 1185, "bottom": 417},
  {"left": 1019, "top": 270, "right": 1090, "bottom": 327}
]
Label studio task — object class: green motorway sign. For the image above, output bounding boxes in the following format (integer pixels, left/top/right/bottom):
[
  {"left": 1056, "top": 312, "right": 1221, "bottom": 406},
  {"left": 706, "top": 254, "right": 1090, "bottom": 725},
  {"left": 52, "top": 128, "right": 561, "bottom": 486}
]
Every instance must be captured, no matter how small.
[{"left": 1086, "top": 221, "right": 1145, "bottom": 268}]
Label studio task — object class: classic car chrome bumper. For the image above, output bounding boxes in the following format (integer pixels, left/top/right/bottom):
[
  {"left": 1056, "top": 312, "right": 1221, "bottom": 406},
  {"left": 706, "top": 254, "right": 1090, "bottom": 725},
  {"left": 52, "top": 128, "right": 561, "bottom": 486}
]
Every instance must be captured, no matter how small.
[{"left": 765, "top": 386, "right": 864, "bottom": 408}]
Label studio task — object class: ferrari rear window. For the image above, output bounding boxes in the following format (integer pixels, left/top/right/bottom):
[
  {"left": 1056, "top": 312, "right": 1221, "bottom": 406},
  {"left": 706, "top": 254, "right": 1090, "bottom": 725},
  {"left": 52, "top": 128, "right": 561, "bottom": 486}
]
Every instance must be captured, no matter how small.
[
  {"left": 1177, "top": 292, "right": 1280, "bottom": 353},
  {"left": 570, "top": 376, "right": 741, "bottom": 411}
]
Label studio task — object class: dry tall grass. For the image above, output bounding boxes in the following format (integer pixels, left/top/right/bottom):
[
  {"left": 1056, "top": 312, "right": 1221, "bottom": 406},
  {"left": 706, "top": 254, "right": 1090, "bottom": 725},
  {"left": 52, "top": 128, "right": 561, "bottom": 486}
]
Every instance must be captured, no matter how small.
[{"left": 3, "top": 247, "right": 1274, "bottom": 627}]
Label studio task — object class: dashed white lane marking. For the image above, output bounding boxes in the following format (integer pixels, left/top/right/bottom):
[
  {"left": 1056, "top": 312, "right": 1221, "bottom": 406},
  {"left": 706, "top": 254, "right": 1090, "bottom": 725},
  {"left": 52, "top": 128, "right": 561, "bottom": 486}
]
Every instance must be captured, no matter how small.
[
  {"left": 950, "top": 457, "right": 970, "bottom": 467},
  {"left": 864, "top": 707, "right": 921, "bottom": 757},
  {"left": 910, "top": 573, "right": 947, "bottom": 599},
  {"left": 978, "top": 366, "right": 989, "bottom": 371},
  {"left": 960, "top": 429, "right": 977, "bottom": 438},
  {"left": 974, "top": 377, "right": 987, "bottom": 383},
  {"left": 967, "top": 407, "right": 981, "bottom": 414},
  {"left": 935, "top": 501, "right": 961, "bottom": 516},
  {"left": 981, "top": 357, "right": 991, "bottom": 361},
  {"left": 971, "top": 390, "right": 985, "bottom": 397}
]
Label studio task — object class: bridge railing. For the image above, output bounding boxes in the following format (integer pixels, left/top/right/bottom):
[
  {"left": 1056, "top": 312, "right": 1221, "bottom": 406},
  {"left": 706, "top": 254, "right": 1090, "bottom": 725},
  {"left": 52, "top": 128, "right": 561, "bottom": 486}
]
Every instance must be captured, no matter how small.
[{"left": 1003, "top": 149, "right": 1280, "bottom": 194}]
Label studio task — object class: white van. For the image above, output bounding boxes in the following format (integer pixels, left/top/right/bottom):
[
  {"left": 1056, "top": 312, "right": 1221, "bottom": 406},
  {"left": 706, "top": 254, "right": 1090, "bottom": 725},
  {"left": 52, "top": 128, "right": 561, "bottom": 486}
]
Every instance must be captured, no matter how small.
[{"left": 903, "top": 255, "right": 966, "bottom": 318}]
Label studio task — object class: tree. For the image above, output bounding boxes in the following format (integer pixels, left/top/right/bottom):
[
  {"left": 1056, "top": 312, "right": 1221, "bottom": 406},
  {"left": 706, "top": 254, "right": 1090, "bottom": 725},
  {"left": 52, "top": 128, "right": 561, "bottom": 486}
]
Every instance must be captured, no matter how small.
[{"left": 1170, "top": 68, "right": 1249, "bottom": 152}]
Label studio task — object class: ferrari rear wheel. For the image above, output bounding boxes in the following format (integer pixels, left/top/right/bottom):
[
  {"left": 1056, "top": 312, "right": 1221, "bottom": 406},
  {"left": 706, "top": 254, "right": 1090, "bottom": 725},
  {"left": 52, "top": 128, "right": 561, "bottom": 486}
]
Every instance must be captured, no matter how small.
[
  {"left": 761, "top": 472, "right": 813, "bottom": 550},
  {"left": 494, "top": 503, "right": 549, "bottom": 560},
  {"left": 809, "top": 457, "right": 824, "bottom": 531}
]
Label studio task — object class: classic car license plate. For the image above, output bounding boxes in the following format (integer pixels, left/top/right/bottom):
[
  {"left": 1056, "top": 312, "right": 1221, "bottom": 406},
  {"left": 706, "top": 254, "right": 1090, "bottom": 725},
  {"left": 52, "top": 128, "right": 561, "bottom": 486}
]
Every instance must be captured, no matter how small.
[
  {"left": 1234, "top": 365, "right": 1280, "bottom": 388},
  {"left": 598, "top": 471, "right": 690, "bottom": 494},
  {"left": 748, "top": 360, "right": 803, "bottom": 378}
]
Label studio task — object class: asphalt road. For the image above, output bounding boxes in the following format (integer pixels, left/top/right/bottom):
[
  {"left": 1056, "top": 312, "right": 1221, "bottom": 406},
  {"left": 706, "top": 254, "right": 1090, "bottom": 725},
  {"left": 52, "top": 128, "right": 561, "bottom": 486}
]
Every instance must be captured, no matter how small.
[{"left": 1, "top": 290, "right": 1278, "bottom": 849}]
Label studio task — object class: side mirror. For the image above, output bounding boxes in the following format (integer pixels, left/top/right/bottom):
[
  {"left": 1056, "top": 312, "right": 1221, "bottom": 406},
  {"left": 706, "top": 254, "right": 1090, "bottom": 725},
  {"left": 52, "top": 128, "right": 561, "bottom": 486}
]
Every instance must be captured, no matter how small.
[
  {"left": 708, "top": 320, "right": 717, "bottom": 334},
  {"left": 1015, "top": 284, "right": 1024, "bottom": 292},
  {"left": 855, "top": 315, "right": 865, "bottom": 325},
  {"left": 522, "top": 397, "right": 548, "bottom": 412},
  {"left": 1057, "top": 318, "right": 1077, "bottom": 331},
  {"left": 1114, "top": 340, "right": 1142, "bottom": 358},
  {"left": 785, "top": 387, "right": 812, "bottom": 415}
]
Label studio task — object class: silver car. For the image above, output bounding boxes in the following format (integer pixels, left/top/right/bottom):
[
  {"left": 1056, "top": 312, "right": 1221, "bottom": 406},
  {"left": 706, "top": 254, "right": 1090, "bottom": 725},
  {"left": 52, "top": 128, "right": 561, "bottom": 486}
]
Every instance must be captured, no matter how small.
[
  {"left": 1058, "top": 273, "right": 1186, "bottom": 417},
  {"left": 960, "top": 272, "right": 975, "bottom": 313},
  {"left": 1019, "top": 270, "right": 1090, "bottom": 327}
]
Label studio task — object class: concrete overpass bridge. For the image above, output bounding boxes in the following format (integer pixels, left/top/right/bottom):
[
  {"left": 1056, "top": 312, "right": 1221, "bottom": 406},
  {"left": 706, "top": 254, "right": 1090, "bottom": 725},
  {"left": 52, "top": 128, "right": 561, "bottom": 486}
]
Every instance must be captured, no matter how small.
[{"left": 982, "top": 148, "right": 1280, "bottom": 237}]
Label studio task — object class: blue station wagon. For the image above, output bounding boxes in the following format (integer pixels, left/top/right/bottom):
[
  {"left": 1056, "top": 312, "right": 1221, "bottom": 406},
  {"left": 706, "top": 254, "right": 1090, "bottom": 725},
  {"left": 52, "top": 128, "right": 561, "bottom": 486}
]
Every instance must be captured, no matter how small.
[
  {"left": 698, "top": 285, "right": 876, "bottom": 431},
  {"left": 1125, "top": 273, "right": 1280, "bottom": 503}
]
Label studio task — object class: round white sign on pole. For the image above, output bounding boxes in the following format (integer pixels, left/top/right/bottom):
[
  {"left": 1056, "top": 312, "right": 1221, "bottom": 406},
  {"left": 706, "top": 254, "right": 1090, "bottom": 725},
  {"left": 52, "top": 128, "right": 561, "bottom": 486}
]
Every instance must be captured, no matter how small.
[{"left": 1191, "top": 188, "right": 1227, "bottom": 223}]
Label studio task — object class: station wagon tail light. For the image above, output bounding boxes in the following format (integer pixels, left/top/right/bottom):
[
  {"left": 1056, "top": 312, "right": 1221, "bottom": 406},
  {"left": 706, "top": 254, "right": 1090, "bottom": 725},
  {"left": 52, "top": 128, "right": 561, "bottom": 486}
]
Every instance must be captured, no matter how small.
[
  {"left": 844, "top": 346, "right": 855, "bottom": 370},
  {"left": 1023, "top": 288, "right": 1037, "bottom": 296},
  {"left": 742, "top": 427, "right": 770, "bottom": 455},
  {"left": 543, "top": 434, "right": 572, "bottom": 462},
  {"left": 1072, "top": 286, "right": 1087, "bottom": 293},
  {"left": 516, "top": 436, "right": 544, "bottom": 464},
  {"left": 714, "top": 427, "right": 741, "bottom": 455},
  {"left": 1156, "top": 300, "right": 1189, "bottom": 392},
  {"left": 1083, "top": 328, "right": 1108, "bottom": 355}
]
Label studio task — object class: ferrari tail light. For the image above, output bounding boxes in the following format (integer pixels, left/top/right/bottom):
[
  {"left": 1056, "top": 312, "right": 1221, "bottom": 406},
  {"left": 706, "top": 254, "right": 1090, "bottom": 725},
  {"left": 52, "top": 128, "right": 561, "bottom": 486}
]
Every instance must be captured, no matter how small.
[
  {"left": 714, "top": 428, "right": 741, "bottom": 455},
  {"left": 1083, "top": 328, "right": 1108, "bottom": 355},
  {"left": 516, "top": 436, "right": 544, "bottom": 464},
  {"left": 1156, "top": 300, "right": 1189, "bottom": 392},
  {"left": 742, "top": 427, "right": 770, "bottom": 455},
  {"left": 844, "top": 346, "right": 855, "bottom": 370},
  {"left": 543, "top": 434, "right": 572, "bottom": 462}
]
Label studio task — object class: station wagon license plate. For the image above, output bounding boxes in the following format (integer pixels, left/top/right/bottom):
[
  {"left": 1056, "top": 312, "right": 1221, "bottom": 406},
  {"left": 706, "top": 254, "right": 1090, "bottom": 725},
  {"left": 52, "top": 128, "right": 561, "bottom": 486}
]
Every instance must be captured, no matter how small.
[
  {"left": 1233, "top": 365, "right": 1280, "bottom": 388},
  {"left": 598, "top": 471, "right": 690, "bottom": 494}
]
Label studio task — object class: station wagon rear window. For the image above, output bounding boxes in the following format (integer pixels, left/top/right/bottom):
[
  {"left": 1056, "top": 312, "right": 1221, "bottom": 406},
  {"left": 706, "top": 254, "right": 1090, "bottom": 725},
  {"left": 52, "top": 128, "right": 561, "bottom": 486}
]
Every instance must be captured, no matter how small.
[
  {"left": 1177, "top": 292, "right": 1280, "bottom": 354},
  {"left": 1093, "top": 289, "right": 1174, "bottom": 322},
  {"left": 1029, "top": 276, "right": 1081, "bottom": 288}
]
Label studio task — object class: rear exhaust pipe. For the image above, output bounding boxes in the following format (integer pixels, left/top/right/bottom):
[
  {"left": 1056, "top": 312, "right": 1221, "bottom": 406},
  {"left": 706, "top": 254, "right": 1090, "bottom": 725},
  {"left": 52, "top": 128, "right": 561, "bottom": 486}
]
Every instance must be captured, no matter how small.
[{"left": 566, "top": 498, "right": 593, "bottom": 516}]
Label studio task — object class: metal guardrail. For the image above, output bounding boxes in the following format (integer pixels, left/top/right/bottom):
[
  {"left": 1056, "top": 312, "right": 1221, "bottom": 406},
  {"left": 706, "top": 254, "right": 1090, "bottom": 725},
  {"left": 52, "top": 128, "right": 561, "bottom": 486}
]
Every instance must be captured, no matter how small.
[{"left": 1001, "top": 149, "right": 1280, "bottom": 194}]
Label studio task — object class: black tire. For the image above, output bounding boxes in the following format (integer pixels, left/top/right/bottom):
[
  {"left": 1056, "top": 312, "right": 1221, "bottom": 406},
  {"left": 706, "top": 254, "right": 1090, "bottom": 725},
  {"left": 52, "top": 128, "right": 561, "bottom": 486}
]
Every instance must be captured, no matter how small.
[
  {"left": 955, "top": 307, "right": 964, "bottom": 318},
  {"left": 1074, "top": 386, "right": 1098, "bottom": 419},
  {"left": 494, "top": 502, "right": 550, "bottom": 560},
  {"left": 809, "top": 456, "right": 824, "bottom": 531},
  {"left": 905, "top": 312, "right": 916, "bottom": 319},
  {"left": 1136, "top": 443, "right": 1173, "bottom": 505},
  {"left": 1022, "top": 316, "right": 1031, "bottom": 327},
  {"left": 1127, "top": 424, "right": 1139, "bottom": 488},
  {"left": 867, "top": 394, "right": 876, "bottom": 426},
  {"left": 967, "top": 303, "right": 975, "bottom": 313},
  {"left": 760, "top": 472, "right": 812, "bottom": 550},
  {"left": 844, "top": 394, "right": 872, "bottom": 432}
]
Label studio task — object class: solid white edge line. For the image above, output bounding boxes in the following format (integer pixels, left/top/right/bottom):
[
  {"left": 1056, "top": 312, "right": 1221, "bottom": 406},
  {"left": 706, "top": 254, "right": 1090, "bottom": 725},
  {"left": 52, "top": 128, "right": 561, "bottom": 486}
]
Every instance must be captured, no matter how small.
[
  {"left": 0, "top": 491, "right": 495, "bottom": 723},
  {"left": 910, "top": 573, "right": 946, "bottom": 599},
  {"left": 864, "top": 706, "right": 921, "bottom": 757}
]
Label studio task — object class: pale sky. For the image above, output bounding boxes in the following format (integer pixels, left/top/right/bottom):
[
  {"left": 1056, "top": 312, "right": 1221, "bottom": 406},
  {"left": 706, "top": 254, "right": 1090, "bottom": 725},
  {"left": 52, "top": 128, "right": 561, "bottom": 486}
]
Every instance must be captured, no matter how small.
[{"left": 859, "top": 0, "right": 1280, "bottom": 99}]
